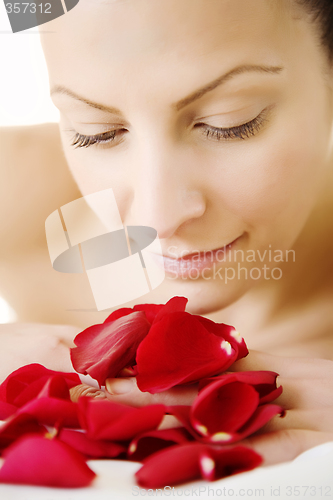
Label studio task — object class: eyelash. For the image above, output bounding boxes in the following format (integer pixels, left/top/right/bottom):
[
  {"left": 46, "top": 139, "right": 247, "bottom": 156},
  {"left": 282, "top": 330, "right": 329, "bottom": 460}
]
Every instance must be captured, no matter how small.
[
  {"left": 70, "top": 129, "right": 121, "bottom": 148},
  {"left": 196, "top": 110, "right": 268, "bottom": 141},
  {"left": 70, "top": 109, "right": 268, "bottom": 149}
]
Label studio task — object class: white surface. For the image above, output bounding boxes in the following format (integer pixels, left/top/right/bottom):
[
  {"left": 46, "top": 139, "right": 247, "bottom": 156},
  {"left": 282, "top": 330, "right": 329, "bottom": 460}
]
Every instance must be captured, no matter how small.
[
  {"left": 0, "top": 3, "right": 59, "bottom": 126},
  {"left": 0, "top": 442, "right": 333, "bottom": 499},
  {"left": 0, "top": 296, "right": 17, "bottom": 324}
]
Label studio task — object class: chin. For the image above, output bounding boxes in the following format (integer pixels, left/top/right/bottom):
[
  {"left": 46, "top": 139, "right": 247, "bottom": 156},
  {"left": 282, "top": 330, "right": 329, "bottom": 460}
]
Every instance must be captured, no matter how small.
[
  {"left": 184, "top": 291, "right": 240, "bottom": 316},
  {"left": 155, "top": 275, "right": 252, "bottom": 316}
]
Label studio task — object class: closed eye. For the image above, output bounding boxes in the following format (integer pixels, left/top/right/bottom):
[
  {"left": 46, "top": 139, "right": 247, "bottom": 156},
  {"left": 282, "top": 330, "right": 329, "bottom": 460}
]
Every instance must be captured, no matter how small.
[
  {"left": 195, "top": 107, "right": 270, "bottom": 141},
  {"left": 70, "top": 128, "right": 126, "bottom": 148}
]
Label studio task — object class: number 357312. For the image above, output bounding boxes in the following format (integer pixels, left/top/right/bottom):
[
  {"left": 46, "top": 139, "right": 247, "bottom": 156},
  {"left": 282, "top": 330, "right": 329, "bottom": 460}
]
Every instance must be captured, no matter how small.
[{"left": 5, "top": 3, "right": 51, "bottom": 14}]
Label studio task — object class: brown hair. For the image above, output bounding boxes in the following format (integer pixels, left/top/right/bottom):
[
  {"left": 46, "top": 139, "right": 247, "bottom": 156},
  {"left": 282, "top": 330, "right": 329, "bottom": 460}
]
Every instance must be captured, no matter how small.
[{"left": 297, "top": 0, "right": 333, "bottom": 61}]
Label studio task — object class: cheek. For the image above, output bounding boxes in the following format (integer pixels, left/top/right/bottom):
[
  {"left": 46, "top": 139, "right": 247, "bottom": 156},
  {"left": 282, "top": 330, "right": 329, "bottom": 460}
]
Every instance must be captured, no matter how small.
[
  {"left": 60, "top": 130, "right": 122, "bottom": 195},
  {"left": 206, "top": 110, "right": 329, "bottom": 247},
  {"left": 61, "top": 139, "right": 133, "bottom": 226}
]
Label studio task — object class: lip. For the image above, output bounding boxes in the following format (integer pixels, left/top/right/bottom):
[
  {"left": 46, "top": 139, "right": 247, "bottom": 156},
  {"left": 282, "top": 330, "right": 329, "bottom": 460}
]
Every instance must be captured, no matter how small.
[{"left": 150, "top": 236, "right": 242, "bottom": 277}]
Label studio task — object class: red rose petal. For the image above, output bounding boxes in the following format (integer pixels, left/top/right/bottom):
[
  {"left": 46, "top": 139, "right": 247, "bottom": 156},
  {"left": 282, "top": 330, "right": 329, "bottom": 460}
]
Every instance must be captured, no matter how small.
[
  {"left": 58, "top": 429, "right": 126, "bottom": 459},
  {"left": 128, "top": 427, "right": 193, "bottom": 461},
  {"left": 0, "top": 414, "right": 45, "bottom": 451},
  {"left": 235, "top": 403, "right": 285, "bottom": 440},
  {"left": 0, "top": 364, "right": 48, "bottom": 403},
  {"left": 4, "top": 374, "right": 80, "bottom": 428},
  {"left": 0, "top": 401, "right": 17, "bottom": 420},
  {"left": 200, "top": 405, "right": 284, "bottom": 444},
  {"left": 136, "top": 312, "right": 239, "bottom": 393},
  {"left": 35, "top": 375, "right": 71, "bottom": 400},
  {"left": 0, "top": 364, "right": 80, "bottom": 406},
  {"left": 259, "top": 385, "right": 283, "bottom": 404},
  {"left": 103, "top": 297, "right": 188, "bottom": 327},
  {"left": 78, "top": 398, "right": 165, "bottom": 441},
  {"left": 195, "top": 316, "right": 248, "bottom": 360},
  {"left": 165, "top": 405, "right": 201, "bottom": 437},
  {"left": 103, "top": 307, "right": 135, "bottom": 323},
  {"left": 104, "top": 303, "right": 163, "bottom": 326},
  {"left": 191, "top": 381, "right": 260, "bottom": 435},
  {"left": 132, "top": 303, "right": 167, "bottom": 324},
  {"left": 0, "top": 434, "right": 96, "bottom": 488},
  {"left": 11, "top": 376, "right": 58, "bottom": 408},
  {"left": 17, "top": 397, "right": 80, "bottom": 428},
  {"left": 70, "top": 311, "right": 151, "bottom": 386},
  {"left": 203, "top": 445, "right": 263, "bottom": 480},
  {"left": 199, "top": 371, "right": 282, "bottom": 404},
  {"left": 135, "top": 442, "right": 203, "bottom": 487},
  {"left": 135, "top": 442, "right": 262, "bottom": 488},
  {"left": 169, "top": 373, "right": 284, "bottom": 444},
  {"left": 147, "top": 296, "right": 188, "bottom": 325}
]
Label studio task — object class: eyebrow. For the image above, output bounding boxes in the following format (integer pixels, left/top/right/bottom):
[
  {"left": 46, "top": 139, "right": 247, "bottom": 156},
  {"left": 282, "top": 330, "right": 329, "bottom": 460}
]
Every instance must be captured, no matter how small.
[
  {"left": 174, "top": 64, "right": 284, "bottom": 111},
  {"left": 50, "top": 86, "right": 123, "bottom": 115},
  {"left": 50, "top": 64, "right": 284, "bottom": 115}
]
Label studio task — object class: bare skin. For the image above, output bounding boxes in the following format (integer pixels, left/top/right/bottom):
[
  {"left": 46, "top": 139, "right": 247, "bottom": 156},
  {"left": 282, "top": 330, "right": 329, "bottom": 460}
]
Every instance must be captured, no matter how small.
[
  {"left": 0, "top": 123, "right": 108, "bottom": 328},
  {"left": 1, "top": 0, "right": 333, "bottom": 469}
]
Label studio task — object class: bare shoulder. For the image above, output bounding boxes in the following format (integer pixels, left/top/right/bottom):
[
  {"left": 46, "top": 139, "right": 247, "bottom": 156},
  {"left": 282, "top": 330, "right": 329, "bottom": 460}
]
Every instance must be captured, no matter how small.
[
  {"left": 0, "top": 124, "right": 92, "bottom": 326},
  {"left": 0, "top": 123, "right": 80, "bottom": 253}
]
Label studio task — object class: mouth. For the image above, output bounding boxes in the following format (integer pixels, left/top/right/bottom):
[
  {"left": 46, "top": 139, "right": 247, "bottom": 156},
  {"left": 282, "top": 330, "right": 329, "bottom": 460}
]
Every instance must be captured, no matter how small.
[{"left": 150, "top": 235, "right": 242, "bottom": 277}]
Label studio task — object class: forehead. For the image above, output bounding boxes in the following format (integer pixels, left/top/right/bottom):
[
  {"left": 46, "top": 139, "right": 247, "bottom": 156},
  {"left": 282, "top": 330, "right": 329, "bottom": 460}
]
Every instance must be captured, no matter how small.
[{"left": 41, "top": 0, "right": 299, "bottom": 105}]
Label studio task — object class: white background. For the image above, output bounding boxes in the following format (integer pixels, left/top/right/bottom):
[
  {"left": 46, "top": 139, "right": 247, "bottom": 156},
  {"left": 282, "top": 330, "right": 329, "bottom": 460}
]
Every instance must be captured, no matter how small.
[{"left": 0, "top": 2, "right": 59, "bottom": 126}]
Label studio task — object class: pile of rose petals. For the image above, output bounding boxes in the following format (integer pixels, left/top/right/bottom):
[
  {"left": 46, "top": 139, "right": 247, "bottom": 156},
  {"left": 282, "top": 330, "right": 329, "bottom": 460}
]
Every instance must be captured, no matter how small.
[
  {"left": 0, "top": 297, "right": 285, "bottom": 489},
  {"left": 70, "top": 296, "right": 248, "bottom": 392}
]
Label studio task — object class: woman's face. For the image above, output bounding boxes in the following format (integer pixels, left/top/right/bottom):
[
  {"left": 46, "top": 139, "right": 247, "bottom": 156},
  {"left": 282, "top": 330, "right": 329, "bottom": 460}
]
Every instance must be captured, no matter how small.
[{"left": 42, "top": 0, "right": 333, "bottom": 314}]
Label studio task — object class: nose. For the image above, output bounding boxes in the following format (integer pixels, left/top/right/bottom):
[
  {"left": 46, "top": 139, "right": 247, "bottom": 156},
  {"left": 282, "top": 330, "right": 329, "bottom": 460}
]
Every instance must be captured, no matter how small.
[{"left": 126, "top": 148, "right": 206, "bottom": 239}]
